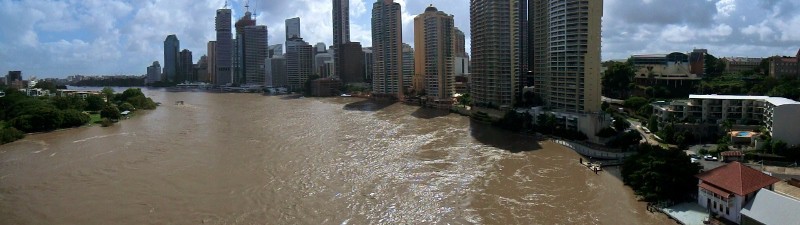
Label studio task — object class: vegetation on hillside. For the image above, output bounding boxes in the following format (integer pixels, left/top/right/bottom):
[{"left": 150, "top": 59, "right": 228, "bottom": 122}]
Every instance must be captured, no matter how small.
[
  {"left": 622, "top": 144, "right": 703, "bottom": 203},
  {"left": 0, "top": 87, "right": 158, "bottom": 145}
]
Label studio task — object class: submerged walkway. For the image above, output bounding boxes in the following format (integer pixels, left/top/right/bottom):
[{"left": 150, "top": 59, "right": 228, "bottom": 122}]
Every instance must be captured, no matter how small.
[{"left": 551, "top": 139, "right": 635, "bottom": 160}]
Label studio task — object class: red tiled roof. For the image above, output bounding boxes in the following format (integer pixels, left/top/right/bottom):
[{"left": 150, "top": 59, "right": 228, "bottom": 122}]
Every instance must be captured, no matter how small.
[
  {"left": 699, "top": 182, "right": 733, "bottom": 199},
  {"left": 695, "top": 162, "right": 780, "bottom": 196}
]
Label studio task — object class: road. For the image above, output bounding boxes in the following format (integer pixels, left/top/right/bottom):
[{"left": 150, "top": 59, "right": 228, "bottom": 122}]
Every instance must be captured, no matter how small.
[{"left": 627, "top": 119, "right": 660, "bottom": 146}]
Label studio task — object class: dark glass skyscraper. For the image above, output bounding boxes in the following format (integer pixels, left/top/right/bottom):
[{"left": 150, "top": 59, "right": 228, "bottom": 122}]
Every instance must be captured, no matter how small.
[
  {"left": 215, "top": 8, "right": 233, "bottom": 85},
  {"left": 163, "top": 35, "right": 180, "bottom": 82},
  {"left": 333, "top": 0, "right": 350, "bottom": 79}
]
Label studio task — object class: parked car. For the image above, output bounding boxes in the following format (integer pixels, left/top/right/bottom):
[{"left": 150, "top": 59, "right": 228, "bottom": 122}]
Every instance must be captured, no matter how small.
[{"left": 704, "top": 155, "right": 718, "bottom": 161}]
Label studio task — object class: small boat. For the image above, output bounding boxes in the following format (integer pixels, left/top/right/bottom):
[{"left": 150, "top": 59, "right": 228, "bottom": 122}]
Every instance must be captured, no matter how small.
[
  {"left": 0, "top": 91, "right": 5, "bottom": 97},
  {"left": 340, "top": 94, "right": 352, "bottom": 97}
]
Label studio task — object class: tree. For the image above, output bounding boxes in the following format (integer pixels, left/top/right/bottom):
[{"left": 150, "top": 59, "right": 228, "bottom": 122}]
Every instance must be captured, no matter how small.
[
  {"left": 85, "top": 95, "right": 106, "bottom": 111},
  {"left": 755, "top": 58, "right": 771, "bottom": 75},
  {"left": 119, "top": 102, "right": 135, "bottom": 112},
  {"left": 101, "top": 87, "right": 115, "bottom": 103},
  {"left": 602, "top": 62, "right": 635, "bottom": 98},
  {"left": 523, "top": 91, "right": 543, "bottom": 107},
  {"left": 614, "top": 115, "right": 628, "bottom": 131},
  {"left": 624, "top": 97, "right": 649, "bottom": 110},
  {"left": 33, "top": 81, "right": 60, "bottom": 92},
  {"left": 647, "top": 115, "right": 659, "bottom": 133},
  {"left": 705, "top": 54, "right": 722, "bottom": 76},
  {"left": 0, "top": 127, "right": 25, "bottom": 144},
  {"left": 50, "top": 96, "right": 88, "bottom": 111},
  {"left": 100, "top": 105, "right": 121, "bottom": 120},
  {"left": 61, "top": 109, "right": 90, "bottom": 128},
  {"left": 622, "top": 144, "right": 703, "bottom": 202},
  {"left": 9, "top": 105, "right": 64, "bottom": 132}
]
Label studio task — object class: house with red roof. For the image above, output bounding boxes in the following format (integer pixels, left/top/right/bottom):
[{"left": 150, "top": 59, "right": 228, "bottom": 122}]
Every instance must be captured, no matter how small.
[{"left": 695, "top": 162, "right": 780, "bottom": 224}]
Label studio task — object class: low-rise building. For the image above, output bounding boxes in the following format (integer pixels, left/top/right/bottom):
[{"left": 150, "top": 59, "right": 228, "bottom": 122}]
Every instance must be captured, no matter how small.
[
  {"left": 769, "top": 49, "right": 800, "bottom": 79},
  {"left": 740, "top": 188, "right": 800, "bottom": 225},
  {"left": 696, "top": 162, "right": 780, "bottom": 224},
  {"left": 652, "top": 94, "right": 800, "bottom": 146},
  {"left": 310, "top": 78, "right": 342, "bottom": 97},
  {"left": 723, "top": 57, "right": 763, "bottom": 74}
]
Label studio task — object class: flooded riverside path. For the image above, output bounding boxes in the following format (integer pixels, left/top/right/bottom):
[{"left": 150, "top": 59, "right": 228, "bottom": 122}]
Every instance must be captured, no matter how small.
[{"left": 0, "top": 90, "right": 670, "bottom": 224}]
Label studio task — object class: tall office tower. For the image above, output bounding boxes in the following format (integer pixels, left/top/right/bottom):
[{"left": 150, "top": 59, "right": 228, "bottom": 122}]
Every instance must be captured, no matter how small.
[
  {"left": 470, "top": 0, "right": 521, "bottom": 108},
  {"left": 265, "top": 56, "right": 287, "bottom": 87},
  {"left": 243, "top": 25, "right": 268, "bottom": 85},
  {"left": 146, "top": 61, "right": 162, "bottom": 84},
  {"left": 286, "top": 17, "right": 301, "bottom": 39},
  {"left": 363, "top": 48, "right": 374, "bottom": 82},
  {"left": 339, "top": 42, "right": 365, "bottom": 84},
  {"left": 372, "top": 0, "right": 404, "bottom": 98},
  {"left": 234, "top": 11, "right": 256, "bottom": 85},
  {"left": 215, "top": 8, "right": 233, "bottom": 85},
  {"left": 414, "top": 5, "right": 455, "bottom": 101},
  {"left": 518, "top": 0, "right": 528, "bottom": 91},
  {"left": 314, "top": 52, "right": 333, "bottom": 77},
  {"left": 5, "top": 71, "right": 22, "bottom": 88},
  {"left": 268, "top": 44, "right": 283, "bottom": 58},
  {"left": 163, "top": 34, "right": 180, "bottom": 82},
  {"left": 690, "top": 49, "right": 706, "bottom": 76},
  {"left": 333, "top": 0, "right": 350, "bottom": 79},
  {"left": 454, "top": 27, "right": 467, "bottom": 57},
  {"left": 207, "top": 41, "right": 217, "bottom": 84},
  {"left": 196, "top": 56, "right": 209, "bottom": 82},
  {"left": 286, "top": 37, "right": 313, "bottom": 90},
  {"left": 178, "top": 49, "right": 193, "bottom": 83},
  {"left": 530, "top": 0, "right": 602, "bottom": 113}
]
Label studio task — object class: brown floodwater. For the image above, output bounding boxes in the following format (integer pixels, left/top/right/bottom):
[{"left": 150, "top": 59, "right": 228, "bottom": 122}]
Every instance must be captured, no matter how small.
[{"left": 0, "top": 89, "right": 671, "bottom": 224}]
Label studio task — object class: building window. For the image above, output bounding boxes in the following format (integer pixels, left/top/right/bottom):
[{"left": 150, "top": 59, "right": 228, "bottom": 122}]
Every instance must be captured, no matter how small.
[{"left": 713, "top": 202, "right": 717, "bottom": 210}]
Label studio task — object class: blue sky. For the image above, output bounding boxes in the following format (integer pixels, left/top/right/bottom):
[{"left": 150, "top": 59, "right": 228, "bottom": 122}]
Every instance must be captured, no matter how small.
[{"left": 1, "top": 0, "right": 799, "bottom": 78}]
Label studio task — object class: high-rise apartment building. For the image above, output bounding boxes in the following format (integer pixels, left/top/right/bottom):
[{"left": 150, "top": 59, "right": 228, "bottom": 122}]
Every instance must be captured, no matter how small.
[
  {"left": 146, "top": 61, "right": 162, "bottom": 84},
  {"left": 178, "top": 49, "right": 193, "bottom": 83},
  {"left": 315, "top": 52, "right": 333, "bottom": 77},
  {"left": 414, "top": 5, "right": 455, "bottom": 102},
  {"left": 196, "top": 56, "right": 209, "bottom": 82},
  {"left": 243, "top": 25, "right": 268, "bottom": 85},
  {"left": 372, "top": 0, "right": 404, "bottom": 98},
  {"left": 215, "top": 8, "right": 233, "bottom": 85},
  {"left": 454, "top": 27, "right": 467, "bottom": 57},
  {"left": 163, "top": 35, "right": 180, "bottom": 82},
  {"left": 470, "top": 0, "right": 521, "bottom": 108},
  {"left": 5, "top": 71, "right": 22, "bottom": 88},
  {"left": 286, "top": 37, "right": 314, "bottom": 90},
  {"left": 402, "top": 43, "right": 415, "bottom": 93},
  {"left": 530, "top": 0, "right": 602, "bottom": 113},
  {"left": 286, "top": 17, "right": 301, "bottom": 39}
]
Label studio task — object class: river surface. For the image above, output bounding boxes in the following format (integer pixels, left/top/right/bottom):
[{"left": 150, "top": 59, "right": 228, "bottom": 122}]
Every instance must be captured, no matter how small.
[{"left": 0, "top": 89, "right": 670, "bottom": 224}]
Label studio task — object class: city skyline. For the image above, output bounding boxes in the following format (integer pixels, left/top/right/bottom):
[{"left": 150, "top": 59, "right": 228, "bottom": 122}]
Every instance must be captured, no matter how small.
[{"left": 1, "top": 0, "right": 800, "bottom": 77}]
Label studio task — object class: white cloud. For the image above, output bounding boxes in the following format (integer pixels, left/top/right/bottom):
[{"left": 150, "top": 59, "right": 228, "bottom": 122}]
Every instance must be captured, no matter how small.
[{"left": 715, "top": 0, "right": 737, "bottom": 19}]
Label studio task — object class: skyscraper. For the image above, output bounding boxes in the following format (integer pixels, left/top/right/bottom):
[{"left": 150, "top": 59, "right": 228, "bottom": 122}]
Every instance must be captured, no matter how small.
[
  {"left": 268, "top": 44, "right": 283, "bottom": 58},
  {"left": 179, "top": 49, "right": 193, "bottom": 83},
  {"left": 265, "top": 56, "right": 287, "bottom": 87},
  {"left": 333, "top": 0, "right": 350, "bottom": 47},
  {"left": 414, "top": 5, "right": 455, "bottom": 102},
  {"left": 215, "top": 8, "right": 233, "bottom": 85},
  {"left": 454, "top": 27, "right": 467, "bottom": 57},
  {"left": 163, "top": 35, "right": 180, "bottom": 82},
  {"left": 530, "top": 0, "right": 602, "bottom": 113},
  {"left": 286, "top": 37, "right": 313, "bottom": 90},
  {"left": 470, "top": 0, "right": 521, "bottom": 108},
  {"left": 146, "top": 61, "right": 161, "bottom": 84},
  {"left": 207, "top": 41, "right": 217, "bottom": 84},
  {"left": 196, "top": 56, "right": 208, "bottom": 82},
  {"left": 363, "top": 48, "right": 374, "bottom": 82},
  {"left": 371, "top": 0, "right": 404, "bottom": 98},
  {"left": 234, "top": 11, "right": 256, "bottom": 85},
  {"left": 286, "top": 17, "right": 301, "bottom": 39},
  {"left": 339, "top": 42, "right": 365, "bottom": 84},
  {"left": 243, "top": 25, "right": 268, "bottom": 85},
  {"left": 333, "top": 0, "right": 350, "bottom": 79}
]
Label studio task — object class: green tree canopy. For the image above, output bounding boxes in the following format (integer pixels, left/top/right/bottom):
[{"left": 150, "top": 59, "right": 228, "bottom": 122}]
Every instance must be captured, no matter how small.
[
  {"left": 622, "top": 144, "right": 703, "bottom": 202},
  {"left": 602, "top": 62, "right": 635, "bottom": 99},
  {"left": 100, "top": 105, "right": 121, "bottom": 120},
  {"left": 85, "top": 95, "right": 106, "bottom": 111}
]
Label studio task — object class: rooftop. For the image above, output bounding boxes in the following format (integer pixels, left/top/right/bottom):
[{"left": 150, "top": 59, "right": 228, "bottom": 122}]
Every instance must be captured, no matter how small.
[
  {"left": 740, "top": 189, "right": 800, "bottom": 225},
  {"left": 696, "top": 162, "right": 780, "bottom": 196},
  {"left": 689, "top": 94, "right": 800, "bottom": 106}
]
